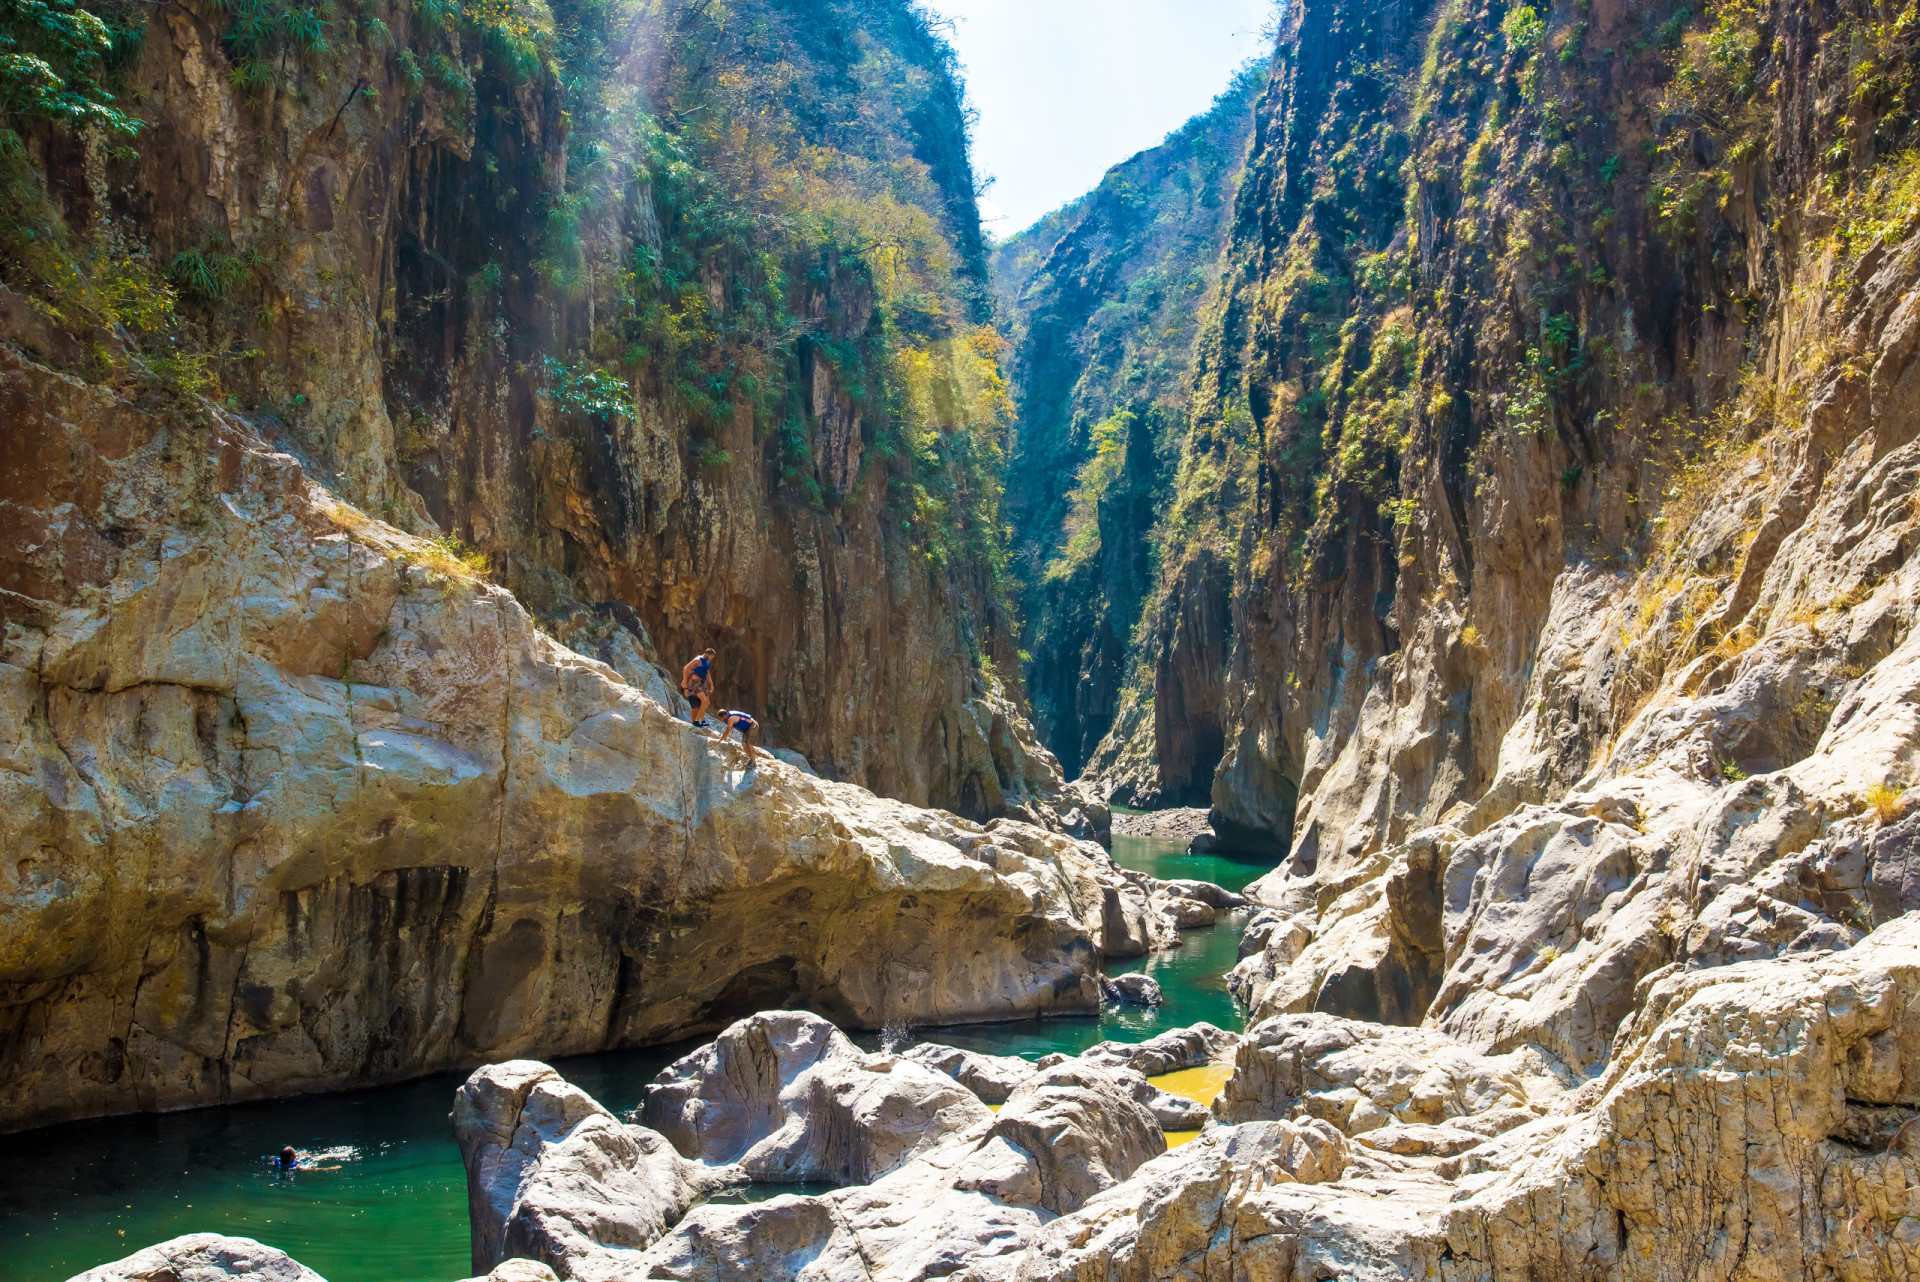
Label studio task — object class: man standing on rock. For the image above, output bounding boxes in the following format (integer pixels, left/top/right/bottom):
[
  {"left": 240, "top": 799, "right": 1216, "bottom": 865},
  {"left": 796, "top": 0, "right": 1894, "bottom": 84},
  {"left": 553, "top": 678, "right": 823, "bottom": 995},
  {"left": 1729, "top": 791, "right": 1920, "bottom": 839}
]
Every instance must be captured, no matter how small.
[{"left": 681, "top": 648, "right": 716, "bottom": 726}]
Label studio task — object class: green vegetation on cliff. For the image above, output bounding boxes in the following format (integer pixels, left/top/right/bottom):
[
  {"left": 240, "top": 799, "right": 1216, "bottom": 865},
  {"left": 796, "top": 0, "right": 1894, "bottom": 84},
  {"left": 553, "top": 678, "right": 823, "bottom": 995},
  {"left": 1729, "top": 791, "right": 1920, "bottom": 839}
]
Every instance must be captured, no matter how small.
[
  {"left": 995, "top": 64, "right": 1263, "bottom": 784},
  {"left": 1054, "top": 0, "right": 1920, "bottom": 844},
  {"left": 0, "top": 0, "right": 1045, "bottom": 813}
]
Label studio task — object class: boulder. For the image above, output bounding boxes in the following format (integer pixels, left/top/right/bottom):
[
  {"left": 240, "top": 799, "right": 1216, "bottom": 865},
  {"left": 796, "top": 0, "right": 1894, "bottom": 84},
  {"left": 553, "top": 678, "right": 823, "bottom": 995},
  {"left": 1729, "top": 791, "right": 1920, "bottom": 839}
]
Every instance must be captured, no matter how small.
[
  {"left": 69, "top": 1235, "right": 325, "bottom": 1282},
  {"left": 1079, "top": 1022, "right": 1240, "bottom": 1076},
  {"left": 1100, "top": 972, "right": 1164, "bottom": 1005},
  {"left": 1237, "top": 908, "right": 1281, "bottom": 959},
  {"left": 1212, "top": 1013, "right": 1566, "bottom": 1135},
  {"left": 900, "top": 1041, "right": 1037, "bottom": 1104},
  {"left": 1155, "top": 878, "right": 1247, "bottom": 910},
  {"left": 638, "top": 1010, "right": 992, "bottom": 1183},
  {"left": 1115, "top": 1069, "right": 1213, "bottom": 1130},
  {"left": 986, "top": 1062, "right": 1165, "bottom": 1213},
  {"left": 453, "top": 1060, "right": 731, "bottom": 1281},
  {"left": 624, "top": 1194, "right": 867, "bottom": 1282},
  {"left": 1009, "top": 1120, "right": 1351, "bottom": 1279},
  {"left": 1155, "top": 894, "right": 1219, "bottom": 929}
]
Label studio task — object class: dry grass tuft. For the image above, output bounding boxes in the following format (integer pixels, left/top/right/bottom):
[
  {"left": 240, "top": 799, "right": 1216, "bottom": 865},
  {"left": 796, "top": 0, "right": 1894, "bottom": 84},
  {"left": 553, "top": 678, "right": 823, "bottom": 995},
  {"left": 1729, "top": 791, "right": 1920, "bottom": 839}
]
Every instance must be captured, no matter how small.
[
  {"left": 322, "top": 498, "right": 491, "bottom": 582},
  {"left": 421, "top": 533, "right": 491, "bottom": 578},
  {"left": 1865, "top": 782, "right": 1907, "bottom": 827}
]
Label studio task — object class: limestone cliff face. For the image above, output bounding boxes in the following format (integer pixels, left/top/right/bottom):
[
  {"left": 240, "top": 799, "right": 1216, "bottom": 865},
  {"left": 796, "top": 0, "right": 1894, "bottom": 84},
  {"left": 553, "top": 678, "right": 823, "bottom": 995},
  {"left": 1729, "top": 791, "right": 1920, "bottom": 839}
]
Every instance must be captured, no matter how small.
[
  {"left": 0, "top": 343, "right": 1163, "bottom": 1133},
  {"left": 6, "top": 0, "right": 1060, "bottom": 823},
  {"left": 1039, "top": 0, "right": 1920, "bottom": 1047},
  {"left": 993, "top": 68, "right": 1262, "bottom": 788}
]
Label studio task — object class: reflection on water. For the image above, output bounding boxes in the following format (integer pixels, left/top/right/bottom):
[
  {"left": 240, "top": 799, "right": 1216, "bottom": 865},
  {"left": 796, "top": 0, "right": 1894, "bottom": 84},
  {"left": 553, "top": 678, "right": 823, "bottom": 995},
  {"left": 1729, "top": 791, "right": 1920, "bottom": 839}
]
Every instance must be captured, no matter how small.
[{"left": 0, "top": 833, "right": 1272, "bottom": 1280}]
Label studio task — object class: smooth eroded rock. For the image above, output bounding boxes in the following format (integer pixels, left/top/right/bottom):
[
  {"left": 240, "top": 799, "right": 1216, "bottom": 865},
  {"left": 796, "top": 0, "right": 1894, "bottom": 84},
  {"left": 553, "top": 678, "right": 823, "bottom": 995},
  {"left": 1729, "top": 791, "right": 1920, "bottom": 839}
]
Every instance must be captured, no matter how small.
[
  {"left": 986, "top": 1062, "right": 1164, "bottom": 1213},
  {"left": 638, "top": 1010, "right": 992, "bottom": 1184},
  {"left": 453, "top": 1060, "right": 731, "bottom": 1281},
  {"left": 69, "top": 1234, "right": 326, "bottom": 1282}
]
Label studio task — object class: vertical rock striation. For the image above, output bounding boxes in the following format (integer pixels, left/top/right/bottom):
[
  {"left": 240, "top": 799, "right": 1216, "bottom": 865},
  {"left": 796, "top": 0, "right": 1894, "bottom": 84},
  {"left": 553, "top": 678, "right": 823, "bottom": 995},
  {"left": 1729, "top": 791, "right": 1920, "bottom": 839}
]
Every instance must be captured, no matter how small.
[
  {"left": 0, "top": 357, "right": 1169, "bottom": 1132},
  {"left": 994, "top": 67, "right": 1264, "bottom": 792},
  {"left": 3, "top": 0, "right": 1063, "bottom": 822}
]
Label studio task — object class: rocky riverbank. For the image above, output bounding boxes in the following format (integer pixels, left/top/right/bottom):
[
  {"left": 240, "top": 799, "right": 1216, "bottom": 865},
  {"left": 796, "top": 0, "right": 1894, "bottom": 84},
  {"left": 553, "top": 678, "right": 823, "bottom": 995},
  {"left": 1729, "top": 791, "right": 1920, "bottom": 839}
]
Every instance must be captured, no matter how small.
[
  {"left": 0, "top": 387, "right": 1189, "bottom": 1133},
  {"left": 1108, "top": 808, "right": 1212, "bottom": 843},
  {"left": 91, "top": 916, "right": 1920, "bottom": 1279}
]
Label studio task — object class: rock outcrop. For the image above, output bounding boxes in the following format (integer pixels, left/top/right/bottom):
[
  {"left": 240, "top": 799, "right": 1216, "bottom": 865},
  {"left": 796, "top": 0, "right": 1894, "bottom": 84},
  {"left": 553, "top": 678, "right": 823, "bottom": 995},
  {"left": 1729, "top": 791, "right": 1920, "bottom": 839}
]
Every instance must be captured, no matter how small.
[
  {"left": 1078, "top": 1022, "right": 1240, "bottom": 1078},
  {"left": 454, "top": 1060, "right": 734, "bottom": 1280},
  {"left": 0, "top": 386, "right": 1178, "bottom": 1132},
  {"left": 446, "top": 1019, "right": 1252, "bottom": 1281},
  {"left": 984, "top": 1062, "right": 1166, "bottom": 1214},
  {"left": 1009, "top": 915, "right": 1920, "bottom": 1280},
  {"left": 638, "top": 1011, "right": 991, "bottom": 1184},
  {"left": 71, "top": 1234, "right": 326, "bottom": 1282},
  {"left": 1009, "top": 1119, "right": 1353, "bottom": 1280},
  {"left": 900, "top": 1042, "right": 1039, "bottom": 1105},
  {"left": 1212, "top": 1013, "right": 1568, "bottom": 1142}
]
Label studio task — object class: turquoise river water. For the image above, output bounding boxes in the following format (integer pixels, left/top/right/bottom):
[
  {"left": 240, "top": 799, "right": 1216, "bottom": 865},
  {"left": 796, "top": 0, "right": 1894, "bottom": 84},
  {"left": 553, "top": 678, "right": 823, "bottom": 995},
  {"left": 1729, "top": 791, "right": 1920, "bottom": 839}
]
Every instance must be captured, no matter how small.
[{"left": 0, "top": 834, "right": 1272, "bottom": 1281}]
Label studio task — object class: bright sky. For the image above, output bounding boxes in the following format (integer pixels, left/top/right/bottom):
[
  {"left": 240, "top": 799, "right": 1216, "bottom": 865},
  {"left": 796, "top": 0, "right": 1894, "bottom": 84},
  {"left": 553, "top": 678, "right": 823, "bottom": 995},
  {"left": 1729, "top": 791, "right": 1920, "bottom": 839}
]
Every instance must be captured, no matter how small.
[{"left": 921, "top": 0, "right": 1276, "bottom": 238}]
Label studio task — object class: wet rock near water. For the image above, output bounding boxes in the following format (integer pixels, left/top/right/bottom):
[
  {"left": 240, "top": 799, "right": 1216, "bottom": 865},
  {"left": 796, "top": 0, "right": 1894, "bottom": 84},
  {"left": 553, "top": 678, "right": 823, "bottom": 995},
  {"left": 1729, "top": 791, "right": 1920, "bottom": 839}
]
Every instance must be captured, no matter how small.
[
  {"left": 1109, "top": 807, "right": 1214, "bottom": 841},
  {"left": 1100, "top": 973, "right": 1164, "bottom": 1006},
  {"left": 70, "top": 1234, "right": 327, "bottom": 1282},
  {"left": 1079, "top": 1022, "right": 1241, "bottom": 1077}
]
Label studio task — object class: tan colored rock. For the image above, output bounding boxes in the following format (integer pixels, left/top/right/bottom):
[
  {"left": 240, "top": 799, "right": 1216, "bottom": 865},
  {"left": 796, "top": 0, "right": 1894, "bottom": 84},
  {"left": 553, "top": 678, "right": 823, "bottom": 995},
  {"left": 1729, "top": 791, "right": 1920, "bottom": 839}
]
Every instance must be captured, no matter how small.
[
  {"left": 987, "top": 1062, "right": 1165, "bottom": 1213},
  {"left": 1213, "top": 1013, "right": 1565, "bottom": 1135},
  {"left": 1114, "top": 1069, "right": 1213, "bottom": 1131},
  {"left": 1008, "top": 1120, "right": 1352, "bottom": 1281},
  {"left": 1007, "top": 916, "right": 1920, "bottom": 1282},
  {"left": 637, "top": 1010, "right": 992, "bottom": 1183},
  {"left": 68, "top": 1234, "right": 326, "bottom": 1282},
  {"left": 0, "top": 391, "right": 1153, "bottom": 1132},
  {"left": 453, "top": 1060, "right": 733, "bottom": 1281}
]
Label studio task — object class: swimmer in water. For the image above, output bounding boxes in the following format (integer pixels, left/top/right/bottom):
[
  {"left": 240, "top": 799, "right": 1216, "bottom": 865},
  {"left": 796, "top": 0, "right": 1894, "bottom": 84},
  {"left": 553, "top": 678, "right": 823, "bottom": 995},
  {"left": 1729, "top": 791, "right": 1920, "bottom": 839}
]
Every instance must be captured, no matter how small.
[{"left": 268, "top": 1145, "right": 341, "bottom": 1178}]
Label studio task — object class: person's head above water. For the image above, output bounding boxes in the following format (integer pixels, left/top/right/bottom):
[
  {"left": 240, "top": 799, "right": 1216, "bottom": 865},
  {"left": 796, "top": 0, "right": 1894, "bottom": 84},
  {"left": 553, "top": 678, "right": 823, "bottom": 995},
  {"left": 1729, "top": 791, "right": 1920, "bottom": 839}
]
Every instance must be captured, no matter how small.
[{"left": 279, "top": 1146, "right": 297, "bottom": 1166}]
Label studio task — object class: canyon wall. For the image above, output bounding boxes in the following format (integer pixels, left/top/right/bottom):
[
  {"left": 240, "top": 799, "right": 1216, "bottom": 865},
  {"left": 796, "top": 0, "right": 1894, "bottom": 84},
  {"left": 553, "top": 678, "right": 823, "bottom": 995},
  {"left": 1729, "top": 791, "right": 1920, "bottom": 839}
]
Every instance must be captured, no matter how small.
[
  {"left": 1029, "top": 0, "right": 1920, "bottom": 873},
  {"left": 1, "top": 0, "right": 1059, "bottom": 821},
  {"left": 994, "top": 67, "right": 1262, "bottom": 792},
  {"left": 0, "top": 0, "right": 1108, "bottom": 1132},
  {"left": 0, "top": 363, "right": 1147, "bottom": 1132}
]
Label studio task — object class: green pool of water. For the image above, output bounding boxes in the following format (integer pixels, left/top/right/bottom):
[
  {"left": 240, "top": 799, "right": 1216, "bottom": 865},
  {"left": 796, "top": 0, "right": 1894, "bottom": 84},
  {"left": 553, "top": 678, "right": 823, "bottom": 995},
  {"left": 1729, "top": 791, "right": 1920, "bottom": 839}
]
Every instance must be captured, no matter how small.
[{"left": 0, "top": 834, "right": 1272, "bottom": 1280}]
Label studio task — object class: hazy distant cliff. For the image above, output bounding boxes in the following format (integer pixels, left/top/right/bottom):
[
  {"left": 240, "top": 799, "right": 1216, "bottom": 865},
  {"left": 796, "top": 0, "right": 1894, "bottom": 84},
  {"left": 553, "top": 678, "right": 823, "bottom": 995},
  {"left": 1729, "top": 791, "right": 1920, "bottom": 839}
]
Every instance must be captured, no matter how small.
[{"left": 995, "top": 66, "right": 1263, "bottom": 792}]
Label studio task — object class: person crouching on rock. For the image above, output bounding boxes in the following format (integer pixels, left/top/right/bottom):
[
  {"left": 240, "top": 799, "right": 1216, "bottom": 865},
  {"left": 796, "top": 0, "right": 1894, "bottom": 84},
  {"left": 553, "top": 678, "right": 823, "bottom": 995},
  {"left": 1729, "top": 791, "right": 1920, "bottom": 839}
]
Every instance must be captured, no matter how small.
[
  {"left": 681, "top": 648, "right": 716, "bottom": 727},
  {"left": 719, "top": 709, "right": 760, "bottom": 765}
]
